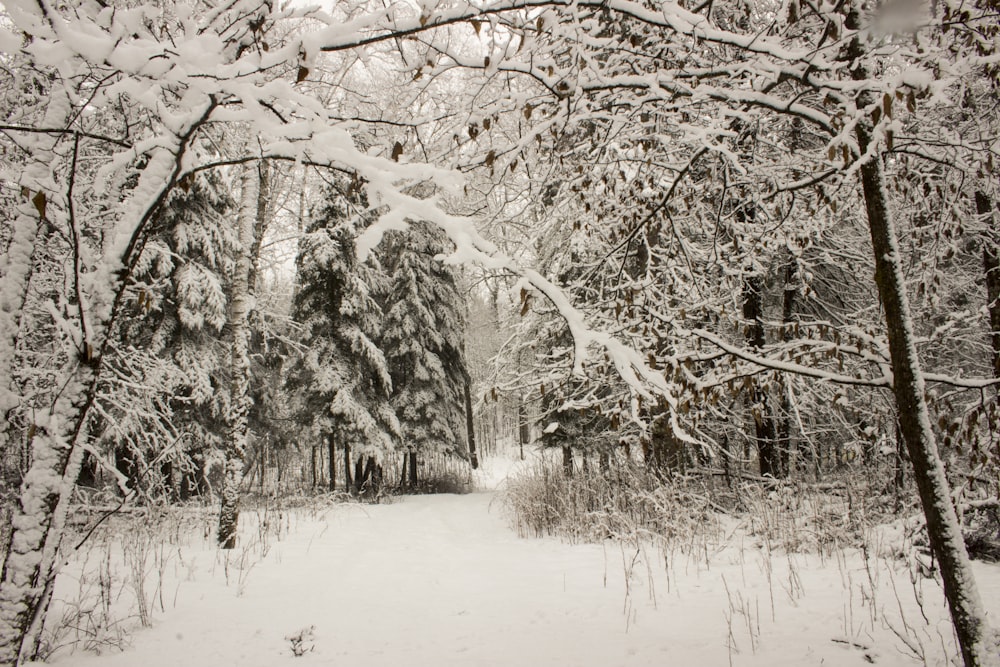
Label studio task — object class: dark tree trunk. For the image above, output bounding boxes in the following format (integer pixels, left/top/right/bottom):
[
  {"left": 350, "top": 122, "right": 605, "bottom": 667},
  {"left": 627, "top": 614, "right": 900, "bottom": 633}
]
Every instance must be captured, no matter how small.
[
  {"left": 343, "top": 444, "right": 353, "bottom": 492},
  {"left": 354, "top": 456, "right": 364, "bottom": 495},
  {"left": 409, "top": 451, "right": 418, "bottom": 488},
  {"left": 327, "top": 435, "right": 336, "bottom": 492},
  {"left": 361, "top": 457, "right": 378, "bottom": 495},
  {"left": 464, "top": 377, "right": 479, "bottom": 469},
  {"left": 742, "top": 266, "right": 781, "bottom": 478},
  {"left": 893, "top": 420, "right": 907, "bottom": 511},
  {"left": 562, "top": 445, "right": 573, "bottom": 477},
  {"left": 977, "top": 191, "right": 1000, "bottom": 379},
  {"left": 400, "top": 453, "right": 408, "bottom": 488},
  {"left": 259, "top": 437, "right": 266, "bottom": 494},
  {"left": 649, "top": 414, "right": 687, "bottom": 474},
  {"left": 854, "top": 105, "right": 992, "bottom": 665},
  {"left": 310, "top": 444, "right": 317, "bottom": 488}
]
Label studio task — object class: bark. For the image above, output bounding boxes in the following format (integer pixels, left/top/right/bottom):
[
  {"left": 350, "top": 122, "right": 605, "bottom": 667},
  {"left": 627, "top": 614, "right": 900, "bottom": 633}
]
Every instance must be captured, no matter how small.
[
  {"left": 310, "top": 445, "right": 317, "bottom": 488},
  {"left": 742, "top": 268, "right": 781, "bottom": 478},
  {"left": 518, "top": 400, "right": 529, "bottom": 461},
  {"left": 856, "top": 119, "right": 997, "bottom": 666},
  {"left": 977, "top": 191, "right": 1000, "bottom": 379},
  {"left": 344, "top": 444, "right": 353, "bottom": 491},
  {"left": 464, "top": 377, "right": 479, "bottom": 469},
  {"left": 721, "top": 434, "right": 733, "bottom": 488},
  {"left": 399, "top": 453, "right": 408, "bottom": 488},
  {"left": 248, "top": 161, "right": 271, "bottom": 294},
  {"left": 0, "top": 372, "right": 92, "bottom": 664},
  {"left": 327, "top": 435, "right": 336, "bottom": 492},
  {"left": 409, "top": 450, "right": 418, "bottom": 488},
  {"left": 561, "top": 446, "right": 573, "bottom": 477},
  {"left": 353, "top": 456, "right": 364, "bottom": 495},
  {"left": 218, "top": 162, "right": 261, "bottom": 550},
  {"left": 0, "top": 89, "right": 74, "bottom": 547},
  {"left": 777, "top": 259, "right": 798, "bottom": 475},
  {"left": 894, "top": 420, "right": 907, "bottom": 512},
  {"left": 361, "top": 457, "right": 378, "bottom": 495},
  {"left": 259, "top": 437, "right": 266, "bottom": 494}
]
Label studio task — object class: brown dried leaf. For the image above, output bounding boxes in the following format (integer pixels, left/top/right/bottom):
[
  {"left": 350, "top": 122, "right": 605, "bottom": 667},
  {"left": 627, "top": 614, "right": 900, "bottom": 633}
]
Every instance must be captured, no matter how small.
[{"left": 32, "top": 190, "right": 46, "bottom": 219}]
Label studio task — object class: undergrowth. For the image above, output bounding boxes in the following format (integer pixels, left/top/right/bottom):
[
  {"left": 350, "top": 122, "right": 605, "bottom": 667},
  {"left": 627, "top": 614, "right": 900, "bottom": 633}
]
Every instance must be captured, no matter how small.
[{"left": 500, "top": 457, "right": 904, "bottom": 556}]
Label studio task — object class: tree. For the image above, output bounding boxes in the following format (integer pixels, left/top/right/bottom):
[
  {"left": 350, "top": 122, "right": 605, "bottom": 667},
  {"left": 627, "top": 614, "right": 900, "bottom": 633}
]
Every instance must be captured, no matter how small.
[
  {"left": 404, "top": 0, "right": 1000, "bottom": 660},
  {"left": 378, "top": 221, "right": 470, "bottom": 485},
  {"left": 286, "top": 182, "right": 398, "bottom": 495},
  {"left": 99, "top": 170, "right": 235, "bottom": 501}
]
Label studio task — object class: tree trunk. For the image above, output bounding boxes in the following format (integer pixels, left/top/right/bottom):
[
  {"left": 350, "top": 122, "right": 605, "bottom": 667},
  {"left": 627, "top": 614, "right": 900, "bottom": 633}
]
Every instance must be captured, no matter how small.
[
  {"left": 464, "top": 377, "right": 479, "bottom": 469},
  {"left": 977, "top": 191, "right": 1000, "bottom": 379},
  {"left": 742, "top": 264, "right": 781, "bottom": 478},
  {"left": 354, "top": 456, "right": 365, "bottom": 495},
  {"left": 777, "top": 259, "right": 798, "bottom": 475},
  {"left": 362, "top": 457, "right": 378, "bottom": 495},
  {"left": 0, "top": 89, "right": 74, "bottom": 568},
  {"left": 856, "top": 116, "right": 995, "bottom": 666},
  {"left": 259, "top": 436, "right": 266, "bottom": 494},
  {"left": 894, "top": 419, "right": 907, "bottom": 512},
  {"left": 518, "top": 400, "right": 529, "bottom": 461},
  {"left": 409, "top": 450, "right": 418, "bottom": 488},
  {"left": 218, "top": 162, "right": 261, "bottom": 550},
  {"left": 344, "top": 444, "right": 353, "bottom": 491},
  {"left": 0, "top": 96, "right": 216, "bottom": 663},
  {"left": 0, "top": 373, "right": 92, "bottom": 664},
  {"left": 562, "top": 445, "right": 573, "bottom": 477},
  {"left": 400, "top": 453, "right": 408, "bottom": 488},
  {"left": 310, "top": 444, "right": 317, "bottom": 489},
  {"left": 327, "top": 435, "right": 336, "bottom": 492}
]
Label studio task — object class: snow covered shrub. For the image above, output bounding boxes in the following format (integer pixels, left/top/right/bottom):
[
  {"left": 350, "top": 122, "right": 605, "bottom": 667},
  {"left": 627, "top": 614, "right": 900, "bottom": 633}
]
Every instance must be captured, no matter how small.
[
  {"left": 738, "top": 476, "right": 898, "bottom": 554},
  {"left": 411, "top": 469, "right": 470, "bottom": 495},
  {"left": 500, "top": 457, "right": 724, "bottom": 549}
]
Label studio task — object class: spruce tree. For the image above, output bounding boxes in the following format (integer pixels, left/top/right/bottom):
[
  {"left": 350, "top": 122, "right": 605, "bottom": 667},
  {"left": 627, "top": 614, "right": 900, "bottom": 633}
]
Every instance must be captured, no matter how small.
[
  {"left": 287, "top": 188, "right": 397, "bottom": 493},
  {"left": 100, "top": 175, "right": 235, "bottom": 499},
  {"left": 377, "top": 221, "right": 470, "bottom": 486}
]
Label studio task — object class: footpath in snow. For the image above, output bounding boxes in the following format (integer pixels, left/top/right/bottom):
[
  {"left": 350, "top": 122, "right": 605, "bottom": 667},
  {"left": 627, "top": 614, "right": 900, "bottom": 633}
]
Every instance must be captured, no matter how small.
[{"left": 49, "top": 463, "right": 1000, "bottom": 667}]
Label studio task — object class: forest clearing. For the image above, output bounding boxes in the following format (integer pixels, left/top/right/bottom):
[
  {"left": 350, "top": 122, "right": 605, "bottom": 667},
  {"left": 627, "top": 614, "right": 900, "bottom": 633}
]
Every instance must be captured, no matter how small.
[{"left": 39, "top": 449, "right": 1000, "bottom": 667}]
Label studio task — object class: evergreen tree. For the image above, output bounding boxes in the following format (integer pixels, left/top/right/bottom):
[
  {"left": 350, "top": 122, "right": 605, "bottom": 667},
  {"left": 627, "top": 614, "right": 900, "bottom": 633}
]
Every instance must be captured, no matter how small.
[
  {"left": 100, "top": 174, "right": 235, "bottom": 499},
  {"left": 377, "top": 221, "right": 470, "bottom": 484},
  {"left": 287, "top": 187, "right": 398, "bottom": 492}
]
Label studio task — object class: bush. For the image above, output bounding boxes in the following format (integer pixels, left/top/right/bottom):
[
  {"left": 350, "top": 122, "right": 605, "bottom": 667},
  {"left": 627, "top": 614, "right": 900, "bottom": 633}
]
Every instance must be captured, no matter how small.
[
  {"left": 499, "top": 454, "right": 903, "bottom": 555},
  {"left": 500, "top": 457, "right": 724, "bottom": 549}
]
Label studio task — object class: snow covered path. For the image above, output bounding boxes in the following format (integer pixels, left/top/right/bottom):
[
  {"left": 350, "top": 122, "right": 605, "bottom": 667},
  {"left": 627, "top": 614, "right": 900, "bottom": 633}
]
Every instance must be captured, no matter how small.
[{"left": 55, "top": 490, "right": 1000, "bottom": 667}]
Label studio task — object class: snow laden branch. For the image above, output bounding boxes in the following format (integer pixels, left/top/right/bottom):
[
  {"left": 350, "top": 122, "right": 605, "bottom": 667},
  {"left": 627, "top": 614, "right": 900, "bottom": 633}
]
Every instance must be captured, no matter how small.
[
  {"left": 693, "top": 329, "right": 1000, "bottom": 391},
  {"left": 355, "top": 190, "right": 682, "bottom": 424}
]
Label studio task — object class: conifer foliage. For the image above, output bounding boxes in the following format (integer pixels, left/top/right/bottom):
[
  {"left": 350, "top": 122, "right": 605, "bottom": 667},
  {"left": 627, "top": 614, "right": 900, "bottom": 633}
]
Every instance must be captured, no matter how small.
[
  {"left": 377, "top": 221, "right": 471, "bottom": 481},
  {"left": 287, "top": 187, "right": 398, "bottom": 479}
]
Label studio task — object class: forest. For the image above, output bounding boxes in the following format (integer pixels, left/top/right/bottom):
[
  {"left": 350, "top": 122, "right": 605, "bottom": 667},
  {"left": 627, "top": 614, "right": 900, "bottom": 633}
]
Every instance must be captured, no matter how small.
[{"left": 0, "top": 0, "right": 998, "bottom": 665}]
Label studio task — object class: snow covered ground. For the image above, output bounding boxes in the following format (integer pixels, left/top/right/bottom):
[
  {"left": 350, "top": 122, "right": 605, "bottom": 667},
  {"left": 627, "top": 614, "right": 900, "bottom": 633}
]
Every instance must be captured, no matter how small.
[{"left": 41, "top": 454, "right": 1000, "bottom": 667}]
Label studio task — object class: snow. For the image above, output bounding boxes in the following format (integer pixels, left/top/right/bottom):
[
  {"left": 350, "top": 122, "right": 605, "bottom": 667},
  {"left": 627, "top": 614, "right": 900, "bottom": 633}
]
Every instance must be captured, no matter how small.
[{"left": 40, "top": 451, "right": 1000, "bottom": 667}]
